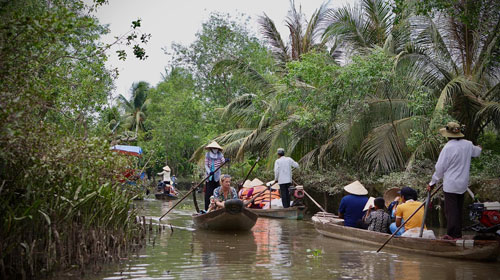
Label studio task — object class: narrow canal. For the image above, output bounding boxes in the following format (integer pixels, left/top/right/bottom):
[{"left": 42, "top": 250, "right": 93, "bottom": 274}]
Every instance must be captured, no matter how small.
[{"left": 76, "top": 198, "right": 499, "bottom": 280}]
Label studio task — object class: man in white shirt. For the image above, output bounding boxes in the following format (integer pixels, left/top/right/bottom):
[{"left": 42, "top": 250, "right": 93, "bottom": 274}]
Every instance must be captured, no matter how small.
[
  {"left": 273, "top": 148, "right": 299, "bottom": 208},
  {"left": 428, "top": 122, "right": 481, "bottom": 239}
]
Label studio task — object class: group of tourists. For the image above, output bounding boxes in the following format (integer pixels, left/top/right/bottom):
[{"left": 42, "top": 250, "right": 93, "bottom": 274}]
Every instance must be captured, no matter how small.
[{"left": 338, "top": 121, "right": 481, "bottom": 240}]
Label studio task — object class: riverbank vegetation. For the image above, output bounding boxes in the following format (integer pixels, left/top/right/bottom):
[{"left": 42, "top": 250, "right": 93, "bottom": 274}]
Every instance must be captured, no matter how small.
[{"left": 0, "top": 0, "right": 149, "bottom": 278}]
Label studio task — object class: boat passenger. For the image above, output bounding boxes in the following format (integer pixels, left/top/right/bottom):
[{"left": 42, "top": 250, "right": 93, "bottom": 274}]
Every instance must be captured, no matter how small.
[
  {"left": 157, "top": 165, "right": 171, "bottom": 185},
  {"left": 363, "top": 197, "right": 391, "bottom": 233},
  {"left": 427, "top": 122, "right": 481, "bottom": 240},
  {"left": 204, "top": 141, "right": 225, "bottom": 211},
  {"left": 213, "top": 174, "right": 238, "bottom": 209},
  {"left": 272, "top": 148, "right": 299, "bottom": 208},
  {"left": 390, "top": 186, "right": 425, "bottom": 235},
  {"left": 338, "top": 181, "right": 369, "bottom": 228}
]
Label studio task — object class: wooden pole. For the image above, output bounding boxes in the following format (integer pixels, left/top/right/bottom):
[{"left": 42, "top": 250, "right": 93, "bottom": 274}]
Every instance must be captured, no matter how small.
[
  {"left": 159, "top": 160, "right": 228, "bottom": 221},
  {"left": 303, "top": 190, "right": 327, "bottom": 213},
  {"left": 419, "top": 190, "right": 431, "bottom": 237},
  {"left": 238, "top": 157, "right": 260, "bottom": 191},
  {"left": 377, "top": 184, "right": 442, "bottom": 253}
]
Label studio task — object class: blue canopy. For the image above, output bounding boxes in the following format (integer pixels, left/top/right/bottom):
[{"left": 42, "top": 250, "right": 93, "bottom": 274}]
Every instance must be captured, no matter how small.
[{"left": 111, "top": 145, "right": 143, "bottom": 157}]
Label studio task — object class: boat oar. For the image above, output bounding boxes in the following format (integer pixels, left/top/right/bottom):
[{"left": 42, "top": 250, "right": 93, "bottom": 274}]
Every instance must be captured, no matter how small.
[
  {"left": 238, "top": 157, "right": 260, "bottom": 191},
  {"left": 303, "top": 190, "right": 327, "bottom": 213},
  {"left": 159, "top": 159, "right": 228, "bottom": 221},
  {"left": 243, "top": 188, "right": 269, "bottom": 207},
  {"left": 377, "top": 184, "right": 442, "bottom": 253},
  {"left": 292, "top": 179, "right": 327, "bottom": 213},
  {"left": 418, "top": 189, "right": 431, "bottom": 237}
]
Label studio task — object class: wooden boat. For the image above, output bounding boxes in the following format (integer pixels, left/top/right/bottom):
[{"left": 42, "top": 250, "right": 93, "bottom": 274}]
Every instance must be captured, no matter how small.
[
  {"left": 154, "top": 192, "right": 178, "bottom": 200},
  {"left": 192, "top": 199, "right": 258, "bottom": 231},
  {"left": 312, "top": 212, "right": 500, "bottom": 261},
  {"left": 249, "top": 206, "right": 307, "bottom": 220}
]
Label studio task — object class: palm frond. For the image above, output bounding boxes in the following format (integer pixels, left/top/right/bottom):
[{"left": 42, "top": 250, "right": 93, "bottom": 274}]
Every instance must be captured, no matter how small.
[{"left": 258, "top": 13, "right": 289, "bottom": 65}]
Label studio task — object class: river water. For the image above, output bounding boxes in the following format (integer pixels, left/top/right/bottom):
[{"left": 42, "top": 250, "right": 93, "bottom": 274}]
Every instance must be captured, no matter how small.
[{"left": 76, "top": 198, "right": 499, "bottom": 280}]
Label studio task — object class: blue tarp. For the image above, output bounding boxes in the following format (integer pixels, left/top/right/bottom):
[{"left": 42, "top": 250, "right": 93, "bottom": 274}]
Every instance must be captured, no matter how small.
[{"left": 111, "top": 145, "right": 143, "bottom": 157}]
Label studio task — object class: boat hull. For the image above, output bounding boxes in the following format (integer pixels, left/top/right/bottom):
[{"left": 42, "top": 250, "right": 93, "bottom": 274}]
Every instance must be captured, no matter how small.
[
  {"left": 249, "top": 206, "right": 306, "bottom": 220},
  {"left": 312, "top": 213, "right": 500, "bottom": 261},
  {"left": 192, "top": 200, "right": 258, "bottom": 231},
  {"left": 154, "top": 193, "right": 178, "bottom": 200}
]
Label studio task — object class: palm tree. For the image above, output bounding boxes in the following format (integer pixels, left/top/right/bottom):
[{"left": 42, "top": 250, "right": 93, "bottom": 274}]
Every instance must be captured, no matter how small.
[
  {"left": 258, "top": 0, "right": 333, "bottom": 67},
  {"left": 395, "top": 0, "right": 500, "bottom": 144},
  {"left": 118, "top": 81, "right": 151, "bottom": 137}
]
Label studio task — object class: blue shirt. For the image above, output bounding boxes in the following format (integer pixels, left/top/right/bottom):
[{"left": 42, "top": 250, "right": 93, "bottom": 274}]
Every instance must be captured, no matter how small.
[{"left": 339, "top": 194, "right": 369, "bottom": 227}]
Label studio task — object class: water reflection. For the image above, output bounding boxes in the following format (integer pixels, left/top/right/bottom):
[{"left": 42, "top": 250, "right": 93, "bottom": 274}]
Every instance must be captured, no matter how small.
[{"left": 66, "top": 199, "right": 500, "bottom": 280}]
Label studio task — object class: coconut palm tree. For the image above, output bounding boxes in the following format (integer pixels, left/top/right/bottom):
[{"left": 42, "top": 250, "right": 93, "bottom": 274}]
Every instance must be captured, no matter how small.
[
  {"left": 395, "top": 0, "right": 500, "bottom": 144},
  {"left": 118, "top": 81, "right": 151, "bottom": 137},
  {"left": 258, "top": 0, "right": 333, "bottom": 67}
]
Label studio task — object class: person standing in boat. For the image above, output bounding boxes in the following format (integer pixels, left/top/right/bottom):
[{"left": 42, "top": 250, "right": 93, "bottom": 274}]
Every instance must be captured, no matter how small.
[
  {"left": 213, "top": 174, "right": 238, "bottom": 209},
  {"left": 338, "top": 181, "right": 369, "bottom": 228},
  {"left": 157, "top": 165, "right": 171, "bottom": 193},
  {"left": 273, "top": 148, "right": 299, "bottom": 208},
  {"left": 204, "top": 141, "right": 225, "bottom": 211},
  {"left": 427, "top": 122, "right": 481, "bottom": 240}
]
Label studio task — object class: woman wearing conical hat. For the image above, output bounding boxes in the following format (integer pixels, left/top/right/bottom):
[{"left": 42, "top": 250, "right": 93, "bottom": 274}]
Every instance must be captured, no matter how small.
[
  {"left": 338, "top": 180, "right": 369, "bottom": 228},
  {"left": 204, "top": 141, "right": 225, "bottom": 211}
]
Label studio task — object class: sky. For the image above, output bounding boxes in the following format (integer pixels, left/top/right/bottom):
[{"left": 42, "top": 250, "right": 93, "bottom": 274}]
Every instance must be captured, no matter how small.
[{"left": 88, "top": 0, "right": 355, "bottom": 98}]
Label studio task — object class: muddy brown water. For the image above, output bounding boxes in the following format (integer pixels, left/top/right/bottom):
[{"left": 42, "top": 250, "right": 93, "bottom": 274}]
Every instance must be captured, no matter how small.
[{"left": 65, "top": 198, "right": 499, "bottom": 280}]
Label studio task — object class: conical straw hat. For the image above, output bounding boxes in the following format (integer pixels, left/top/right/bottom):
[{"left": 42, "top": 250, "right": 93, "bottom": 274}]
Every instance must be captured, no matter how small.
[
  {"left": 250, "top": 178, "right": 264, "bottom": 187},
  {"left": 205, "top": 141, "right": 223, "bottom": 150},
  {"left": 343, "top": 180, "right": 368, "bottom": 195},
  {"left": 383, "top": 187, "right": 401, "bottom": 207},
  {"left": 242, "top": 180, "right": 252, "bottom": 188},
  {"left": 162, "top": 165, "right": 171, "bottom": 171},
  {"left": 267, "top": 181, "right": 280, "bottom": 190}
]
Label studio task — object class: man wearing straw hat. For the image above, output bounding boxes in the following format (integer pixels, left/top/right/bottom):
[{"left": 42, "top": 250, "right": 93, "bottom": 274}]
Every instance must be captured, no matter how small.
[
  {"left": 338, "top": 181, "right": 369, "bottom": 228},
  {"left": 273, "top": 148, "right": 299, "bottom": 208},
  {"left": 204, "top": 141, "right": 226, "bottom": 211},
  {"left": 427, "top": 122, "right": 481, "bottom": 240}
]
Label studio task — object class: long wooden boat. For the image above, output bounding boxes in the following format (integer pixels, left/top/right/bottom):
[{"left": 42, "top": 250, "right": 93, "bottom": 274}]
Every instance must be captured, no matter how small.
[
  {"left": 249, "top": 206, "right": 307, "bottom": 220},
  {"left": 154, "top": 192, "right": 178, "bottom": 200},
  {"left": 312, "top": 212, "right": 500, "bottom": 261},
  {"left": 192, "top": 199, "right": 258, "bottom": 231}
]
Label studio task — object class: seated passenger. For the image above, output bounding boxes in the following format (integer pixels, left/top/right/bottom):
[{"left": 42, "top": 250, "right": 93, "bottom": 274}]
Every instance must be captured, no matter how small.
[
  {"left": 363, "top": 197, "right": 391, "bottom": 233},
  {"left": 390, "top": 186, "right": 425, "bottom": 236},
  {"left": 338, "top": 181, "right": 369, "bottom": 228},
  {"left": 213, "top": 174, "right": 238, "bottom": 209}
]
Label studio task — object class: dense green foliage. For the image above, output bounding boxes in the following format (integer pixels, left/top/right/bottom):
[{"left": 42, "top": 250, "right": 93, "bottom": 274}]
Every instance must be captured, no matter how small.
[{"left": 0, "top": 0, "right": 148, "bottom": 278}]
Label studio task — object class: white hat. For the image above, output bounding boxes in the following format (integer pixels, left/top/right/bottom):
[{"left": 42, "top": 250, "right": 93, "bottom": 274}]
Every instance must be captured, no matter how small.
[
  {"left": 162, "top": 165, "right": 171, "bottom": 171},
  {"left": 270, "top": 182, "right": 280, "bottom": 190},
  {"left": 343, "top": 180, "right": 368, "bottom": 195},
  {"left": 250, "top": 178, "right": 264, "bottom": 187},
  {"left": 205, "top": 141, "right": 223, "bottom": 150},
  {"left": 242, "top": 180, "right": 252, "bottom": 188}
]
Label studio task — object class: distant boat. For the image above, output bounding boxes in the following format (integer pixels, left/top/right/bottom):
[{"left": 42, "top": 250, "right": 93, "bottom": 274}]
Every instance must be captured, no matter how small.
[
  {"left": 154, "top": 192, "right": 178, "bottom": 201},
  {"left": 192, "top": 199, "right": 258, "bottom": 231},
  {"left": 312, "top": 212, "right": 500, "bottom": 261},
  {"left": 249, "top": 206, "right": 307, "bottom": 220}
]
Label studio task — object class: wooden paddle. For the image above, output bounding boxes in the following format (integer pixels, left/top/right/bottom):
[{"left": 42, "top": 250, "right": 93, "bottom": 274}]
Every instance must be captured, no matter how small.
[
  {"left": 419, "top": 189, "right": 431, "bottom": 237},
  {"left": 238, "top": 157, "right": 260, "bottom": 191},
  {"left": 243, "top": 188, "right": 269, "bottom": 207},
  {"left": 158, "top": 159, "right": 229, "bottom": 221},
  {"left": 292, "top": 179, "right": 327, "bottom": 212},
  {"left": 377, "top": 184, "right": 442, "bottom": 253}
]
